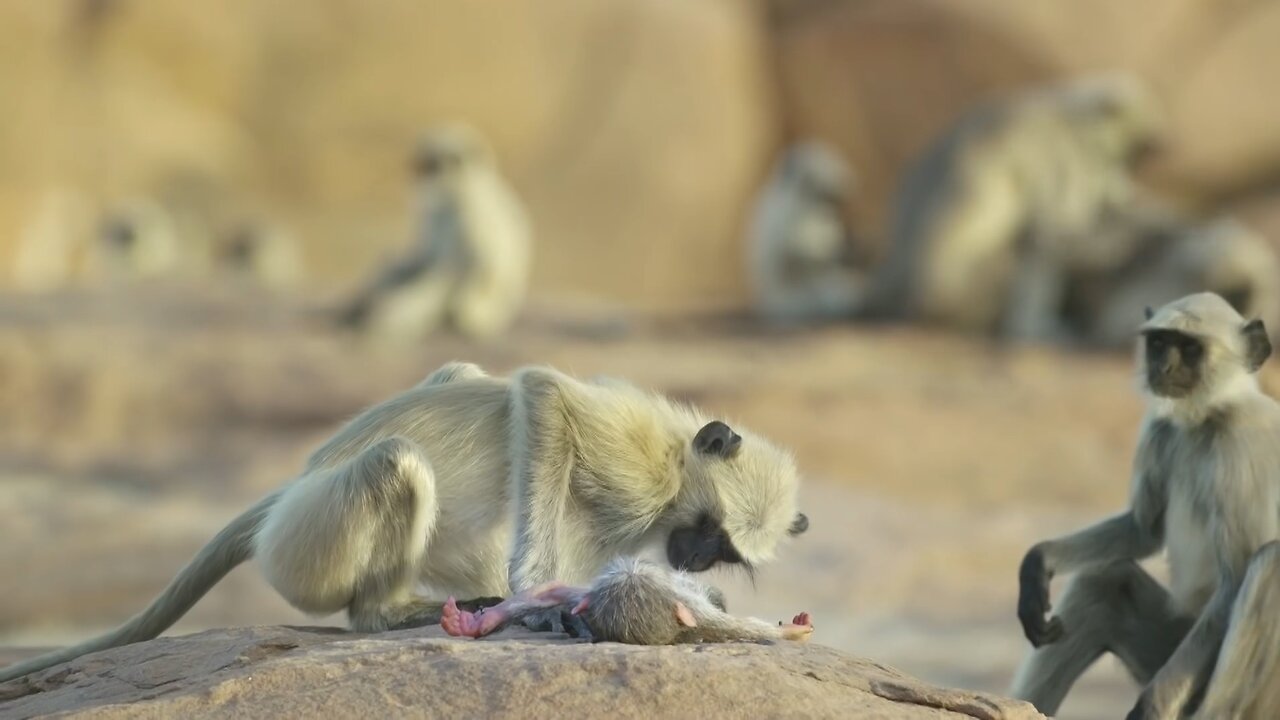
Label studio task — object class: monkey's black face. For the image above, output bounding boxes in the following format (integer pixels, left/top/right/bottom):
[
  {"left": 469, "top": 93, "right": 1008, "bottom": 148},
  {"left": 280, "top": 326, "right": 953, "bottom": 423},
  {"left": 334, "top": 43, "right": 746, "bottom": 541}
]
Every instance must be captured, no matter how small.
[
  {"left": 103, "top": 220, "right": 136, "bottom": 249},
  {"left": 666, "top": 513, "right": 744, "bottom": 573},
  {"left": 412, "top": 150, "right": 463, "bottom": 178},
  {"left": 1143, "top": 329, "right": 1204, "bottom": 398}
]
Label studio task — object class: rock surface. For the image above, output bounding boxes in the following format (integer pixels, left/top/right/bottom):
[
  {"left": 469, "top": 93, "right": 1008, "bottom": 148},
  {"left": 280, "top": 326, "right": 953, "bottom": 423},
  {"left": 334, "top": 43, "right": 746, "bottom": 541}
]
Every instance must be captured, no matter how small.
[{"left": 0, "top": 625, "right": 1044, "bottom": 719}]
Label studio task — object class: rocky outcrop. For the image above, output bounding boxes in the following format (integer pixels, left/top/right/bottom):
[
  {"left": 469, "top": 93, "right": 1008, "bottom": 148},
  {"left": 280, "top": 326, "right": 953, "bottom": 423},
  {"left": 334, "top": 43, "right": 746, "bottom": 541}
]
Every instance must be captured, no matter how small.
[
  {"left": 0, "top": 625, "right": 1044, "bottom": 719},
  {"left": 775, "top": 0, "right": 1280, "bottom": 248}
]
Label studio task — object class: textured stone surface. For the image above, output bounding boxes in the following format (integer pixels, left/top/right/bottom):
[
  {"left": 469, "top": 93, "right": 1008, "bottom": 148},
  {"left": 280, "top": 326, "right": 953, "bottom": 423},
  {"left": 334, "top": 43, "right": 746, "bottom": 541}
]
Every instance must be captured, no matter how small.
[{"left": 0, "top": 625, "right": 1044, "bottom": 719}]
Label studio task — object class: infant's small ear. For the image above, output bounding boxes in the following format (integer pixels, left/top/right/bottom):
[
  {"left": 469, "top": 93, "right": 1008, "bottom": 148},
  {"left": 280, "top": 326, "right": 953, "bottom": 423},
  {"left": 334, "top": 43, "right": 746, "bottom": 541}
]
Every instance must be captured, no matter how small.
[
  {"left": 674, "top": 601, "right": 698, "bottom": 628},
  {"left": 1144, "top": 306, "right": 1154, "bottom": 321}
]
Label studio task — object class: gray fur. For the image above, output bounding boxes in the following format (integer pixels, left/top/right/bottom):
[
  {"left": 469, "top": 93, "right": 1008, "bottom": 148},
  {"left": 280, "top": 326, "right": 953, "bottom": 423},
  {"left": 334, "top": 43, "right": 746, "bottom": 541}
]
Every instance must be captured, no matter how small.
[
  {"left": 1012, "top": 293, "right": 1280, "bottom": 719},
  {"left": 748, "top": 141, "right": 864, "bottom": 324},
  {"left": 865, "top": 74, "right": 1163, "bottom": 339},
  {"left": 477, "top": 558, "right": 807, "bottom": 646}
]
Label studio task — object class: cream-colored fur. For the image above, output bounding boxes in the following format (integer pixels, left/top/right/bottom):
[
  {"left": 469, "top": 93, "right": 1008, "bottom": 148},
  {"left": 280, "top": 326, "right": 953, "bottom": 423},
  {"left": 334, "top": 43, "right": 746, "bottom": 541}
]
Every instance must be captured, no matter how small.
[
  {"left": 342, "top": 124, "right": 533, "bottom": 342},
  {"left": 869, "top": 74, "right": 1164, "bottom": 338},
  {"left": 0, "top": 362, "right": 804, "bottom": 682}
]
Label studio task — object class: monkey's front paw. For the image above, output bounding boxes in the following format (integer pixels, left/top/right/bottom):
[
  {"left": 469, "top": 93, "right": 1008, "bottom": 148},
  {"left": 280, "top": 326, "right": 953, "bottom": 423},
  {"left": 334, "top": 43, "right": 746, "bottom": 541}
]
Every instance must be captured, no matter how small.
[
  {"left": 779, "top": 612, "right": 814, "bottom": 642},
  {"left": 520, "top": 607, "right": 592, "bottom": 639},
  {"left": 1017, "top": 547, "right": 1064, "bottom": 647}
]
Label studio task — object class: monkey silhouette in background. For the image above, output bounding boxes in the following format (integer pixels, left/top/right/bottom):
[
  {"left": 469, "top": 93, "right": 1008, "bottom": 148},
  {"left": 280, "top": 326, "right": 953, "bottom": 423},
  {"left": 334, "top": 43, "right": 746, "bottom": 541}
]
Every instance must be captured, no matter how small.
[
  {"left": 865, "top": 74, "right": 1165, "bottom": 340},
  {"left": 1063, "top": 214, "right": 1280, "bottom": 348},
  {"left": 748, "top": 141, "right": 864, "bottom": 324},
  {"left": 341, "top": 124, "right": 533, "bottom": 342}
]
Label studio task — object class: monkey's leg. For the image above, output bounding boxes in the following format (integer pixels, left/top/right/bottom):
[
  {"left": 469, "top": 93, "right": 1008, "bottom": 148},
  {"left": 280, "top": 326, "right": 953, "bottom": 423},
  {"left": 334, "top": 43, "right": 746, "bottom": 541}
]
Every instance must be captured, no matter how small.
[
  {"left": 441, "top": 583, "right": 585, "bottom": 638},
  {"left": 1002, "top": 243, "right": 1074, "bottom": 343},
  {"left": 257, "top": 437, "right": 442, "bottom": 632},
  {"left": 1011, "top": 561, "right": 1192, "bottom": 716},
  {"left": 450, "top": 273, "right": 521, "bottom": 339},
  {"left": 1194, "top": 541, "right": 1280, "bottom": 719}
]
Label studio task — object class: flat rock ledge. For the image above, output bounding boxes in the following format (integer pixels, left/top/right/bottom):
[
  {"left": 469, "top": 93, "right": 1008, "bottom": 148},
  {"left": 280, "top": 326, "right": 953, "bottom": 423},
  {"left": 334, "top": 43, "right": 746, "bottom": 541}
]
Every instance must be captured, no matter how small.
[{"left": 0, "top": 625, "right": 1044, "bottom": 719}]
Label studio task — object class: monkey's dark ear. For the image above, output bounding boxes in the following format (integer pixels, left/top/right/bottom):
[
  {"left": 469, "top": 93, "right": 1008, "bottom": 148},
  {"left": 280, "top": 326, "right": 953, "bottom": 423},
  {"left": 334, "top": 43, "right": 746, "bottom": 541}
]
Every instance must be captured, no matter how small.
[
  {"left": 1243, "top": 319, "right": 1272, "bottom": 372},
  {"left": 789, "top": 513, "right": 809, "bottom": 537},
  {"left": 693, "top": 421, "right": 742, "bottom": 458},
  {"left": 1144, "top": 306, "right": 1154, "bottom": 321}
]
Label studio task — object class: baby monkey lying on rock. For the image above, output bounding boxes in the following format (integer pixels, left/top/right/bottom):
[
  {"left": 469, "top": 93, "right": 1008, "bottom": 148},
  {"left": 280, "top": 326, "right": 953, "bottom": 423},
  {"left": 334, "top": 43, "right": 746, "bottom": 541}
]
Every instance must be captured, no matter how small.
[{"left": 441, "top": 557, "right": 813, "bottom": 645}]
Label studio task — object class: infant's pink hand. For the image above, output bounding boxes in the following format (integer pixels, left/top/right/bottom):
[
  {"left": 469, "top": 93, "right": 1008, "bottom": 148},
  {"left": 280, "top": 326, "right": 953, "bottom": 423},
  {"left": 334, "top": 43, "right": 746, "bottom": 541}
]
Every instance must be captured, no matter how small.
[{"left": 779, "top": 611, "right": 814, "bottom": 642}]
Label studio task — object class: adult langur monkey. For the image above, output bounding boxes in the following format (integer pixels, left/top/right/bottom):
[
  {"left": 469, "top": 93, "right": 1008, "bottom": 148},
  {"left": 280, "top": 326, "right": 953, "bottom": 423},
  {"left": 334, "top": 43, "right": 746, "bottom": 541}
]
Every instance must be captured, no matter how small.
[
  {"left": 0, "top": 363, "right": 808, "bottom": 683},
  {"left": 747, "top": 141, "right": 863, "bottom": 323},
  {"left": 1012, "top": 293, "right": 1280, "bottom": 719},
  {"left": 864, "top": 74, "right": 1165, "bottom": 339},
  {"left": 341, "top": 124, "right": 533, "bottom": 341},
  {"left": 1064, "top": 215, "right": 1280, "bottom": 349}
]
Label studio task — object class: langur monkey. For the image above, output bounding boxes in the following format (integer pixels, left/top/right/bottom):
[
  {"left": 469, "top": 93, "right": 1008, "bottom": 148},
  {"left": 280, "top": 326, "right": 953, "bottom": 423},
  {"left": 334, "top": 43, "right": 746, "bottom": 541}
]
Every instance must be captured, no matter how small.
[
  {"left": 1065, "top": 215, "right": 1280, "bottom": 348},
  {"left": 91, "top": 198, "right": 188, "bottom": 280},
  {"left": 1012, "top": 293, "right": 1280, "bottom": 719},
  {"left": 217, "top": 222, "right": 304, "bottom": 289},
  {"left": 341, "top": 124, "right": 533, "bottom": 341},
  {"left": 867, "top": 74, "right": 1164, "bottom": 339},
  {"left": 0, "top": 363, "right": 808, "bottom": 683},
  {"left": 440, "top": 556, "right": 814, "bottom": 645},
  {"left": 748, "top": 141, "right": 863, "bottom": 323}
]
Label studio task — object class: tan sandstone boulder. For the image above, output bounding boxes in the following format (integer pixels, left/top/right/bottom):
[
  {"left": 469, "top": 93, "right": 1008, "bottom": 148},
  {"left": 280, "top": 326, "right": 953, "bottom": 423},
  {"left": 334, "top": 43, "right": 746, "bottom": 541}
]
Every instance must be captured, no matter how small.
[
  {"left": 0, "top": 625, "right": 1044, "bottom": 719},
  {"left": 0, "top": 0, "right": 777, "bottom": 311},
  {"left": 774, "top": 0, "right": 1280, "bottom": 251}
]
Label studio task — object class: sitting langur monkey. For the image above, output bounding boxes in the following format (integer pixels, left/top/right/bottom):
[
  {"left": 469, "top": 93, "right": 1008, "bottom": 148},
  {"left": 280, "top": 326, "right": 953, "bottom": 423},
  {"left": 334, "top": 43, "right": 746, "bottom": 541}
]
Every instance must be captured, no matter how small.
[
  {"left": 341, "top": 124, "right": 533, "bottom": 341},
  {"left": 0, "top": 363, "right": 808, "bottom": 683},
  {"left": 1064, "top": 215, "right": 1280, "bottom": 348},
  {"left": 865, "top": 74, "right": 1164, "bottom": 339},
  {"left": 440, "top": 556, "right": 814, "bottom": 645},
  {"left": 1012, "top": 293, "right": 1280, "bottom": 719},
  {"left": 748, "top": 141, "right": 864, "bottom": 323}
]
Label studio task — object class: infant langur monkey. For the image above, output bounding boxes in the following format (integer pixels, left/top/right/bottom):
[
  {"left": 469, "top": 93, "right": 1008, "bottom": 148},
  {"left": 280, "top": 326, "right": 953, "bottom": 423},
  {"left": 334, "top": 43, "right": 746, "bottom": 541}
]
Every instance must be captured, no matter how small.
[{"left": 441, "top": 557, "right": 813, "bottom": 645}]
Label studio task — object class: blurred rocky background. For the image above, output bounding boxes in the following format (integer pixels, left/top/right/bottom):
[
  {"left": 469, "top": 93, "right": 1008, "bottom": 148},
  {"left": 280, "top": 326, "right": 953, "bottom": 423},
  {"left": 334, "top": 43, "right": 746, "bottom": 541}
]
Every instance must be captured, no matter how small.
[{"left": 4, "top": 1, "right": 1280, "bottom": 718}]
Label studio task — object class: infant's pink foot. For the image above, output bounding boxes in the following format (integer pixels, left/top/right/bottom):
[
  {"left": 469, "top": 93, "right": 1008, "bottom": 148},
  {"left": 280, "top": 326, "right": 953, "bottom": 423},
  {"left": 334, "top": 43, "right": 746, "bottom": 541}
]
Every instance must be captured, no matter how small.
[
  {"left": 440, "top": 597, "right": 484, "bottom": 638},
  {"left": 792, "top": 612, "right": 812, "bottom": 628}
]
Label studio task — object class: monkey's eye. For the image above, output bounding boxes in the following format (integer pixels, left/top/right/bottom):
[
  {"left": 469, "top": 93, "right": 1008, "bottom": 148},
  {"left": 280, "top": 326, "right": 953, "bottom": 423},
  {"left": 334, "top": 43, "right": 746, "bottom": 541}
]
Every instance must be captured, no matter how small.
[{"left": 1180, "top": 341, "right": 1202, "bottom": 362}]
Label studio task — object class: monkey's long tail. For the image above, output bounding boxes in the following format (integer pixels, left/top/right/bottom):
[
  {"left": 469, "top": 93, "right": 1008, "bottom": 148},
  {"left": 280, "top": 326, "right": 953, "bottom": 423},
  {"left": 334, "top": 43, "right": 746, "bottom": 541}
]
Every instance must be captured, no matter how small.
[{"left": 0, "top": 493, "right": 278, "bottom": 683}]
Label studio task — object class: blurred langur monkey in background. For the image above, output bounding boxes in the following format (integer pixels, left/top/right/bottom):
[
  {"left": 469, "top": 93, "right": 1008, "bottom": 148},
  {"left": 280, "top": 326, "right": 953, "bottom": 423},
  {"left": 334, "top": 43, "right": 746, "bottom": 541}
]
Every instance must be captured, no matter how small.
[
  {"left": 748, "top": 141, "right": 864, "bottom": 324},
  {"left": 341, "top": 124, "right": 533, "bottom": 342},
  {"left": 1063, "top": 214, "right": 1280, "bottom": 348},
  {"left": 865, "top": 74, "right": 1166, "bottom": 340}
]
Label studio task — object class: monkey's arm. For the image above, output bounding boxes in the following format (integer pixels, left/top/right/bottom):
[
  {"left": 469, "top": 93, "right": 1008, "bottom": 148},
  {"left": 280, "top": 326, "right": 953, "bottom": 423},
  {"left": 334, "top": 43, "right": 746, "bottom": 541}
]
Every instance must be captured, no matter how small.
[
  {"left": 686, "top": 612, "right": 814, "bottom": 644},
  {"left": 506, "top": 368, "right": 580, "bottom": 592},
  {"left": 1018, "top": 460, "right": 1166, "bottom": 647},
  {"left": 1129, "top": 483, "right": 1277, "bottom": 720},
  {"left": 1125, "top": 584, "right": 1233, "bottom": 720},
  {"left": 1017, "top": 511, "right": 1163, "bottom": 647}
]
